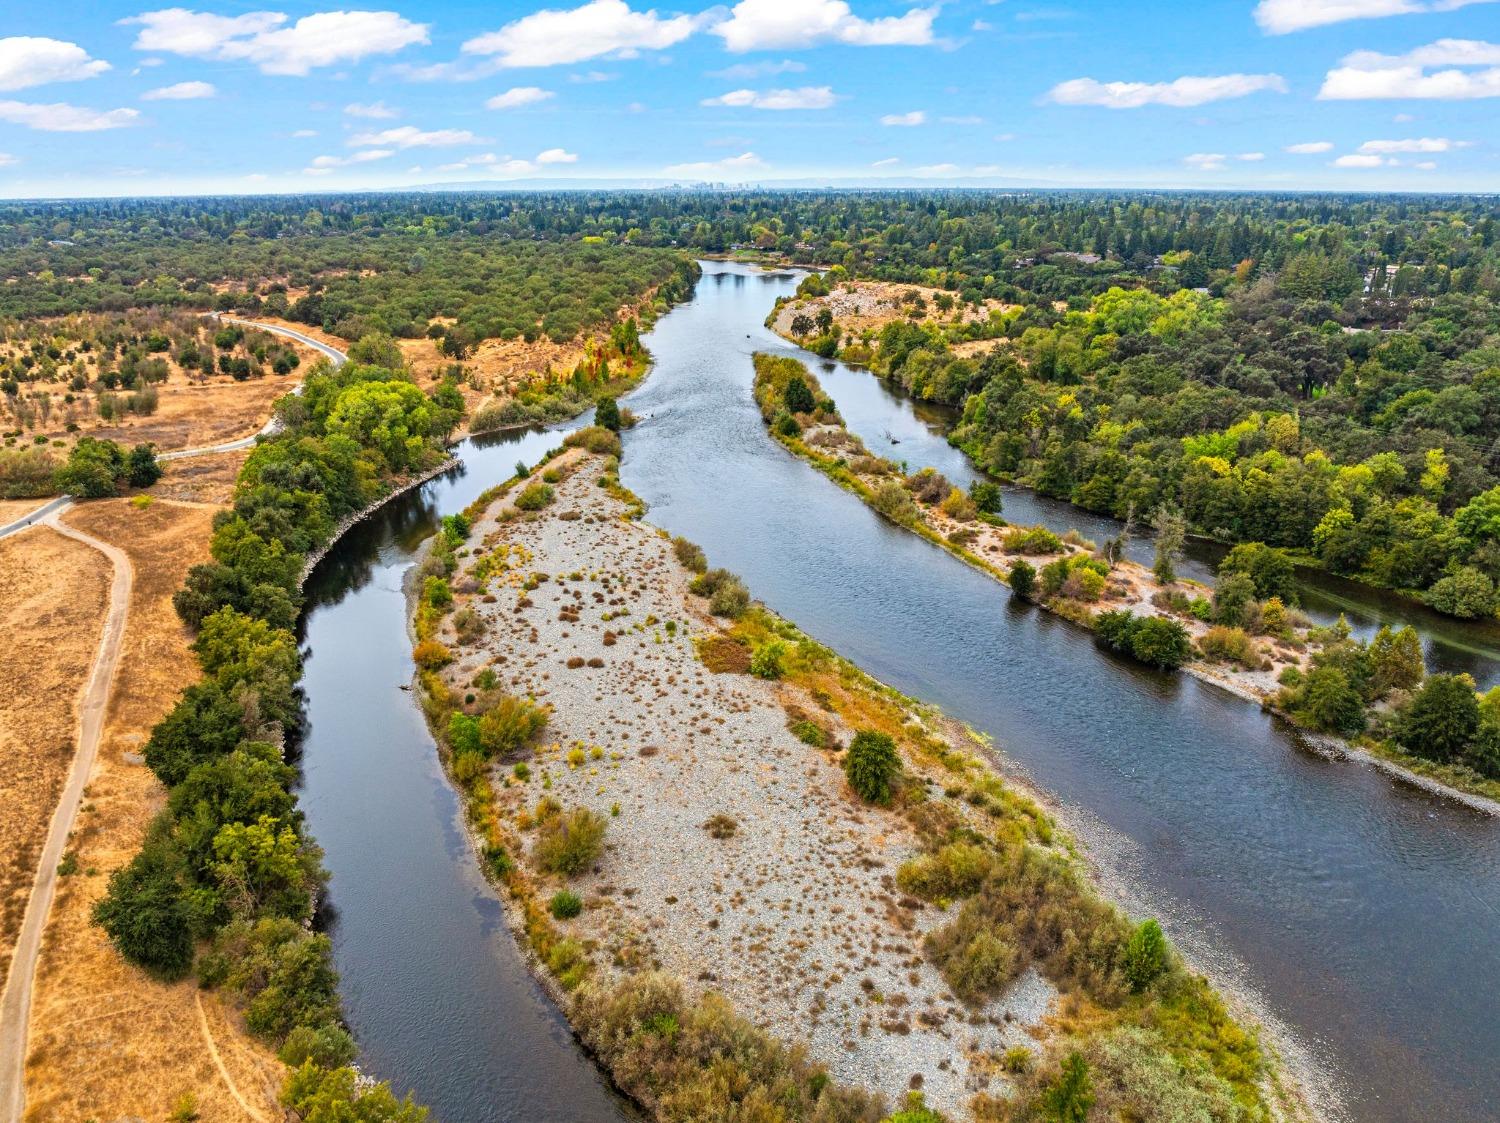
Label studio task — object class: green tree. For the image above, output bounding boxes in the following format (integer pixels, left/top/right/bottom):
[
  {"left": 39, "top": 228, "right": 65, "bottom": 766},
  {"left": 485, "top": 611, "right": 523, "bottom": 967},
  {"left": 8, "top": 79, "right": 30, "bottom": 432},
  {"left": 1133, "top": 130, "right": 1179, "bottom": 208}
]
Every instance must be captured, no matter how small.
[
  {"left": 845, "top": 730, "right": 900, "bottom": 804},
  {"left": 125, "top": 442, "right": 162, "bottom": 488},
  {"left": 1219, "top": 542, "right": 1297, "bottom": 603},
  {"left": 1152, "top": 505, "right": 1186, "bottom": 585},
  {"left": 783, "top": 374, "right": 815, "bottom": 414},
  {"left": 1368, "top": 625, "right": 1425, "bottom": 697},
  {"left": 1039, "top": 1052, "right": 1094, "bottom": 1123},
  {"left": 1395, "top": 674, "right": 1479, "bottom": 763},
  {"left": 92, "top": 839, "right": 194, "bottom": 978},
  {"left": 1009, "top": 559, "right": 1036, "bottom": 600},
  {"left": 594, "top": 395, "right": 621, "bottom": 431},
  {"left": 1295, "top": 666, "right": 1365, "bottom": 735},
  {"left": 1122, "top": 918, "right": 1168, "bottom": 993},
  {"left": 1129, "top": 617, "right": 1191, "bottom": 670}
]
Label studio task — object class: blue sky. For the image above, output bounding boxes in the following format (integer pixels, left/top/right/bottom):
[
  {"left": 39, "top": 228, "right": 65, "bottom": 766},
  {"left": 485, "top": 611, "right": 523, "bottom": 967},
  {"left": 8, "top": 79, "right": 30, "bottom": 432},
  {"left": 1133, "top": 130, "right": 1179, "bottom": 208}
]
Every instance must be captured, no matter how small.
[{"left": 0, "top": 0, "right": 1497, "bottom": 197}]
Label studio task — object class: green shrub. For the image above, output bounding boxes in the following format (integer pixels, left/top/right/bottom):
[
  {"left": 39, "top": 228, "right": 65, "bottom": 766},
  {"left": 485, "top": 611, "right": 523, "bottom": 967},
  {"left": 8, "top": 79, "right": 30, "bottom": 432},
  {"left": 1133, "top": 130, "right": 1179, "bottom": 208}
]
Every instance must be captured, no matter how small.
[
  {"left": 92, "top": 837, "right": 194, "bottom": 978},
  {"left": 562, "top": 425, "right": 622, "bottom": 457},
  {"left": 594, "top": 395, "right": 621, "bottom": 431},
  {"left": 1218, "top": 542, "right": 1297, "bottom": 603},
  {"left": 1426, "top": 566, "right": 1499, "bottom": 619},
  {"left": 688, "top": 568, "right": 752, "bottom": 617},
  {"left": 281, "top": 1064, "right": 428, "bottom": 1123},
  {"left": 672, "top": 535, "right": 708, "bottom": 573},
  {"left": 1290, "top": 665, "right": 1365, "bottom": 735},
  {"left": 278, "top": 1023, "right": 357, "bottom": 1069},
  {"left": 1198, "top": 625, "right": 1256, "bottom": 667},
  {"left": 515, "top": 481, "right": 555, "bottom": 511},
  {"left": 750, "top": 640, "right": 786, "bottom": 680},
  {"left": 1038, "top": 1053, "right": 1094, "bottom": 1123},
  {"left": 1004, "top": 525, "right": 1064, "bottom": 555},
  {"left": 844, "top": 730, "right": 900, "bottom": 804},
  {"left": 535, "top": 806, "right": 608, "bottom": 876},
  {"left": 790, "top": 720, "right": 826, "bottom": 747},
  {"left": 1121, "top": 919, "right": 1168, "bottom": 993},
  {"left": 1009, "top": 559, "right": 1036, "bottom": 599},
  {"left": 476, "top": 694, "right": 548, "bottom": 756},
  {"left": 423, "top": 576, "right": 452, "bottom": 609},
  {"left": 550, "top": 890, "right": 584, "bottom": 919},
  {"left": 1395, "top": 674, "right": 1479, "bottom": 763},
  {"left": 1128, "top": 617, "right": 1192, "bottom": 670},
  {"left": 896, "top": 842, "right": 992, "bottom": 900},
  {"left": 872, "top": 479, "right": 919, "bottom": 525},
  {"left": 970, "top": 480, "right": 1003, "bottom": 515}
]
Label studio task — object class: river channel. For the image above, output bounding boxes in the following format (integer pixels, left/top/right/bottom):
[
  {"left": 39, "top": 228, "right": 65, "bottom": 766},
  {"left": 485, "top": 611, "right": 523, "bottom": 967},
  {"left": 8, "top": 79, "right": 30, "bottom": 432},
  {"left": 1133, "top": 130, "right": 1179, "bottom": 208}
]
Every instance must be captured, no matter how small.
[{"left": 297, "top": 261, "right": 1499, "bottom": 1122}]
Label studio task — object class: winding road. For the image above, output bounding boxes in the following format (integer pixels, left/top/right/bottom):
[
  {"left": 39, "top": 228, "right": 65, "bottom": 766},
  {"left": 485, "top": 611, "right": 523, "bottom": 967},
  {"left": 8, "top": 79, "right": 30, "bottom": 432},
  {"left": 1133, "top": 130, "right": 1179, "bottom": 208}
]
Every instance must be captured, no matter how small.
[{"left": 0, "top": 320, "right": 349, "bottom": 1121}]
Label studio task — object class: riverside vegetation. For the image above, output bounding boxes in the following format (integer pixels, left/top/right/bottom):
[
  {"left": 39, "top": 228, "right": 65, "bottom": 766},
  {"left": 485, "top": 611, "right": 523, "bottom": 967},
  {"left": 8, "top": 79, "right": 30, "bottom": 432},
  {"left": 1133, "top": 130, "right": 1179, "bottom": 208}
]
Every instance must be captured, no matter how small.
[
  {"left": 752, "top": 352, "right": 1500, "bottom": 805},
  {"left": 409, "top": 438, "right": 1309, "bottom": 1123},
  {"left": 88, "top": 342, "right": 469, "bottom": 1120}
]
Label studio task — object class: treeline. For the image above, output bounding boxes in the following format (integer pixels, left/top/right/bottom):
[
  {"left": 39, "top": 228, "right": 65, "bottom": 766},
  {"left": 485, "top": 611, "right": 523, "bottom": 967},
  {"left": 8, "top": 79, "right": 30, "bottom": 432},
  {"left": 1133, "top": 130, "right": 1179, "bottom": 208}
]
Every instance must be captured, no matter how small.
[
  {"left": 92, "top": 343, "right": 455, "bottom": 1118},
  {"left": 5, "top": 191, "right": 1495, "bottom": 309}
]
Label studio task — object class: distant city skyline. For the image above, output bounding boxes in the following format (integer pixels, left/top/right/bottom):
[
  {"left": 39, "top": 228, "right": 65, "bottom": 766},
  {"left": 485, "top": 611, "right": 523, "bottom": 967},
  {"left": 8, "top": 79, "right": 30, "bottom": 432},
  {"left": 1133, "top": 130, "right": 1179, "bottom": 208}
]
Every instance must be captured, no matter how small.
[{"left": 0, "top": 0, "right": 1497, "bottom": 197}]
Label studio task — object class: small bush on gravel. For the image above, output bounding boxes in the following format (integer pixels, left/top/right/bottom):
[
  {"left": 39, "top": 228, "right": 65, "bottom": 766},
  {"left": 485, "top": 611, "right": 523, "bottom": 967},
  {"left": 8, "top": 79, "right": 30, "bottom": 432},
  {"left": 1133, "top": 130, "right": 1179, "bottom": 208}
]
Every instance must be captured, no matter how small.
[
  {"left": 550, "top": 890, "right": 584, "bottom": 919},
  {"left": 750, "top": 640, "right": 786, "bottom": 680},
  {"left": 672, "top": 535, "right": 708, "bottom": 573},
  {"left": 790, "top": 719, "right": 826, "bottom": 747},
  {"left": 535, "top": 806, "right": 608, "bottom": 876},
  {"left": 702, "top": 814, "right": 739, "bottom": 839},
  {"left": 845, "top": 730, "right": 900, "bottom": 804},
  {"left": 515, "top": 481, "right": 555, "bottom": 511},
  {"left": 698, "top": 635, "right": 751, "bottom": 674},
  {"left": 896, "top": 842, "right": 992, "bottom": 901},
  {"left": 1004, "top": 526, "right": 1064, "bottom": 555},
  {"left": 453, "top": 606, "right": 485, "bottom": 644},
  {"left": 412, "top": 640, "right": 452, "bottom": 670},
  {"left": 690, "top": 568, "right": 750, "bottom": 617},
  {"left": 563, "top": 425, "right": 623, "bottom": 457}
]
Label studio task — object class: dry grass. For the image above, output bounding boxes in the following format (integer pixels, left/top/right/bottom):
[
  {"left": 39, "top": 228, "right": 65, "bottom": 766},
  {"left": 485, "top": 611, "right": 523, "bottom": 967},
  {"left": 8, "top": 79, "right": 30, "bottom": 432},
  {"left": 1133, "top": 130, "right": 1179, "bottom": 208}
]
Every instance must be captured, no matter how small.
[
  {"left": 23, "top": 498, "right": 282, "bottom": 1122},
  {"left": 0, "top": 526, "right": 110, "bottom": 989},
  {"left": 0, "top": 498, "right": 50, "bottom": 525},
  {"left": 156, "top": 449, "right": 249, "bottom": 506},
  {"left": 772, "top": 280, "right": 1018, "bottom": 340}
]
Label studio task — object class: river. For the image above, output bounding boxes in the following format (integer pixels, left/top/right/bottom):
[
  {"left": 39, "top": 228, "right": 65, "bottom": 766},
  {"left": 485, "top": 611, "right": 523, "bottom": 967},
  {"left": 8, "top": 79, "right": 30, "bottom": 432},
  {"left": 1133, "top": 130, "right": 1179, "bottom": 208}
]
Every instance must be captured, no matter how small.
[{"left": 297, "top": 261, "right": 1499, "bottom": 1122}]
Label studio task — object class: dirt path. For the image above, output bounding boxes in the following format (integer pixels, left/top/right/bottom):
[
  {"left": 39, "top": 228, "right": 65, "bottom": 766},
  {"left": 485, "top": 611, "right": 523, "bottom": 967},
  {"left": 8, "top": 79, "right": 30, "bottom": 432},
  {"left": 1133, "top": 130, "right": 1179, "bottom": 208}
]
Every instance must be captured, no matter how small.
[{"left": 0, "top": 510, "right": 133, "bottom": 1122}]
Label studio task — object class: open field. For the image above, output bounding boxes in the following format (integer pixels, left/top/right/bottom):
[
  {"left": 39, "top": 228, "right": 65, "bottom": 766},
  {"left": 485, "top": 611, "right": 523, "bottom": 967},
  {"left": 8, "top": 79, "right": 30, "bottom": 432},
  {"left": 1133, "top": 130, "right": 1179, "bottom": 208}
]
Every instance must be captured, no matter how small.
[
  {"left": 0, "top": 526, "right": 110, "bottom": 991},
  {"left": 22, "top": 498, "right": 282, "bottom": 1123},
  {"left": 0, "top": 498, "right": 50, "bottom": 526},
  {"left": 771, "top": 280, "right": 1018, "bottom": 343}
]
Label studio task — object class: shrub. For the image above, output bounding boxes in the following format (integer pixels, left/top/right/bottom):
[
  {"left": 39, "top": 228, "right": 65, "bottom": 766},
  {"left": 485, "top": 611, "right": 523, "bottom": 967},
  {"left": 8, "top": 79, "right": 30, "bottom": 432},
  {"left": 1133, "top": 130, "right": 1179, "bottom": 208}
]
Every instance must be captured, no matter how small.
[
  {"left": 702, "top": 813, "right": 739, "bottom": 839},
  {"left": 211, "top": 918, "right": 340, "bottom": 1042},
  {"left": 896, "top": 842, "right": 992, "bottom": 900},
  {"left": 1291, "top": 665, "right": 1365, "bottom": 735},
  {"left": 1128, "top": 617, "right": 1192, "bottom": 670},
  {"left": 550, "top": 890, "right": 584, "bottom": 919},
  {"left": 939, "top": 487, "right": 978, "bottom": 522},
  {"left": 452, "top": 606, "right": 485, "bottom": 644},
  {"left": 905, "top": 468, "right": 952, "bottom": 505},
  {"left": 1009, "top": 559, "right": 1036, "bottom": 600},
  {"left": 1004, "top": 525, "right": 1064, "bottom": 555},
  {"left": 281, "top": 1063, "right": 428, "bottom": 1122},
  {"left": 1039, "top": 1053, "right": 1094, "bottom": 1123},
  {"left": 844, "top": 730, "right": 900, "bottom": 804},
  {"left": 563, "top": 425, "right": 622, "bottom": 457},
  {"left": 1198, "top": 625, "right": 1256, "bottom": 667},
  {"left": 424, "top": 576, "right": 452, "bottom": 609},
  {"left": 1211, "top": 571, "right": 1257, "bottom": 626},
  {"left": 750, "top": 640, "right": 786, "bottom": 680},
  {"left": 1395, "top": 674, "right": 1479, "bottom": 763},
  {"left": 1426, "top": 566, "right": 1499, "bottom": 619},
  {"left": 515, "top": 481, "right": 555, "bottom": 511},
  {"left": 970, "top": 480, "right": 1003, "bottom": 515},
  {"left": 936, "top": 928, "right": 1018, "bottom": 1005},
  {"left": 872, "top": 479, "right": 919, "bottom": 525},
  {"left": 1040, "top": 558, "right": 1071, "bottom": 598},
  {"left": 1121, "top": 919, "right": 1167, "bottom": 993},
  {"left": 774, "top": 409, "right": 800, "bottom": 437},
  {"left": 698, "top": 634, "right": 751, "bottom": 673},
  {"left": 672, "top": 535, "right": 707, "bottom": 573},
  {"left": 594, "top": 395, "right": 621, "bottom": 432},
  {"left": 279, "top": 1023, "right": 357, "bottom": 1069},
  {"left": 790, "top": 719, "right": 826, "bottom": 746},
  {"left": 412, "top": 640, "right": 452, "bottom": 670},
  {"left": 92, "top": 838, "right": 194, "bottom": 978},
  {"left": 534, "top": 806, "right": 608, "bottom": 876},
  {"left": 783, "top": 374, "right": 815, "bottom": 414},
  {"left": 476, "top": 694, "right": 548, "bottom": 756},
  {"left": 705, "top": 574, "right": 750, "bottom": 618}
]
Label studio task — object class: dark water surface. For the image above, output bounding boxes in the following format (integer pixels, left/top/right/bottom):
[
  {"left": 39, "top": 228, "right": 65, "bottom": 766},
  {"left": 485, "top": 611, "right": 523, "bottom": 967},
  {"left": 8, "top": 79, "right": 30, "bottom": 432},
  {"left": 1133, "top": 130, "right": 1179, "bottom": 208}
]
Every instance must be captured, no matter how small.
[{"left": 298, "top": 262, "right": 1499, "bottom": 1122}]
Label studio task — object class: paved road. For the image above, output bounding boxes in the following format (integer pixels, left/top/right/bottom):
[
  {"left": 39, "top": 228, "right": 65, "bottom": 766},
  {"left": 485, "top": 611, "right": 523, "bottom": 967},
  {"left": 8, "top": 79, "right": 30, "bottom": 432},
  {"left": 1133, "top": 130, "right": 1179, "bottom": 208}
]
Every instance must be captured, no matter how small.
[{"left": 0, "top": 320, "right": 350, "bottom": 1119}]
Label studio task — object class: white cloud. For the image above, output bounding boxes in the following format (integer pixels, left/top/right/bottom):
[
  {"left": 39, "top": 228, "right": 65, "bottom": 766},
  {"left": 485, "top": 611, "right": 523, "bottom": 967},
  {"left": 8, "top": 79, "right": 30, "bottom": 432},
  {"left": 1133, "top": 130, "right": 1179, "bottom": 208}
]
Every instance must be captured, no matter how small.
[
  {"left": 0, "top": 153, "right": 18, "bottom": 167},
  {"left": 663, "top": 150, "right": 765, "bottom": 178},
  {"left": 1285, "top": 140, "right": 1333, "bottom": 153},
  {"left": 881, "top": 110, "right": 926, "bottom": 126},
  {"left": 1359, "top": 136, "right": 1470, "bottom": 152},
  {"left": 536, "top": 146, "right": 577, "bottom": 163},
  {"left": 305, "top": 147, "right": 395, "bottom": 173},
  {"left": 871, "top": 156, "right": 900, "bottom": 167},
  {"left": 345, "top": 100, "right": 398, "bottom": 118},
  {"left": 708, "top": 59, "right": 806, "bottom": 80},
  {"left": 1183, "top": 152, "right": 1228, "bottom": 169},
  {"left": 142, "top": 80, "right": 216, "bottom": 100},
  {"left": 292, "top": 128, "right": 317, "bottom": 137},
  {"left": 121, "top": 9, "right": 429, "bottom": 76},
  {"left": 462, "top": 0, "right": 698, "bottom": 68},
  {"left": 1047, "top": 73, "right": 1287, "bottom": 108},
  {"left": 912, "top": 162, "right": 961, "bottom": 176},
  {"left": 1415, "top": 160, "right": 1438, "bottom": 168},
  {"left": 1254, "top": 0, "right": 1497, "bottom": 35},
  {"left": 1394, "top": 112, "right": 1416, "bottom": 121},
  {"left": 485, "top": 86, "right": 554, "bottom": 109},
  {"left": 1320, "top": 39, "right": 1500, "bottom": 99},
  {"left": 349, "top": 125, "right": 482, "bottom": 149},
  {"left": 702, "top": 86, "right": 837, "bottom": 109},
  {"left": 0, "top": 37, "right": 110, "bottom": 91},
  {"left": 712, "top": 0, "right": 937, "bottom": 51},
  {"left": 1333, "top": 153, "right": 1389, "bottom": 167},
  {"left": 0, "top": 99, "right": 139, "bottom": 131}
]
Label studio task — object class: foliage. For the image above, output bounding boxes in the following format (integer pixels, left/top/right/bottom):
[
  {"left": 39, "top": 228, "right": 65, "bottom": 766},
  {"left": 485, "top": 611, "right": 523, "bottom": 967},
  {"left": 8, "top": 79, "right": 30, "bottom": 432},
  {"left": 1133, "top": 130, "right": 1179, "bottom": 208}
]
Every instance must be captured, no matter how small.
[
  {"left": 1395, "top": 674, "right": 1480, "bottom": 765},
  {"left": 1218, "top": 543, "right": 1297, "bottom": 604},
  {"left": 92, "top": 833, "right": 195, "bottom": 978},
  {"left": 690, "top": 567, "right": 751, "bottom": 617},
  {"left": 1122, "top": 918, "right": 1168, "bottom": 993},
  {"left": 671, "top": 535, "right": 708, "bottom": 573},
  {"left": 1009, "top": 559, "right": 1036, "bottom": 600},
  {"left": 750, "top": 640, "right": 787, "bottom": 680},
  {"left": 1038, "top": 1053, "right": 1094, "bottom": 1123},
  {"left": 53, "top": 437, "right": 160, "bottom": 497},
  {"left": 594, "top": 395, "right": 621, "bottom": 432},
  {"left": 515, "top": 480, "right": 555, "bottom": 511},
  {"left": 534, "top": 806, "right": 608, "bottom": 877},
  {"left": 844, "top": 730, "right": 900, "bottom": 804},
  {"left": 562, "top": 425, "right": 623, "bottom": 457},
  {"left": 550, "top": 890, "right": 584, "bottom": 919},
  {"left": 1094, "top": 611, "right": 1192, "bottom": 670}
]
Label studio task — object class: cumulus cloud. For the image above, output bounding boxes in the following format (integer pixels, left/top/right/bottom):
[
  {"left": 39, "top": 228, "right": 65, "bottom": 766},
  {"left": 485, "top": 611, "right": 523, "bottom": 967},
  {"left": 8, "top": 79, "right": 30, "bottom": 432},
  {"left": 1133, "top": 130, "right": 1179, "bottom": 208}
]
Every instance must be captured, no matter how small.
[
  {"left": 1320, "top": 39, "right": 1500, "bottom": 99},
  {"left": 711, "top": 0, "right": 937, "bottom": 51},
  {"left": 305, "top": 147, "right": 395, "bottom": 173},
  {"left": 1047, "top": 73, "right": 1287, "bottom": 108},
  {"left": 1332, "top": 153, "right": 1389, "bottom": 167},
  {"left": 0, "top": 36, "right": 110, "bottom": 91},
  {"left": 121, "top": 8, "right": 429, "bottom": 76},
  {"left": 0, "top": 153, "right": 18, "bottom": 167},
  {"left": 664, "top": 150, "right": 765, "bottom": 178},
  {"left": 0, "top": 99, "right": 139, "bottom": 131},
  {"left": 880, "top": 110, "right": 926, "bottom": 126},
  {"left": 1254, "top": 0, "right": 1497, "bottom": 34},
  {"left": 349, "top": 125, "right": 482, "bottom": 148},
  {"left": 702, "top": 86, "right": 837, "bottom": 109},
  {"left": 485, "top": 86, "right": 554, "bottom": 109},
  {"left": 1285, "top": 140, "right": 1333, "bottom": 153},
  {"left": 536, "top": 146, "right": 577, "bottom": 163},
  {"left": 345, "top": 100, "right": 398, "bottom": 118},
  {"left": 1359, "top": 136, "right": 1470, "bottom": 151},
  {"left": 142, "top": 80, "right": 216, "bottom": 100},
  {"left": 462, "top": 0, "right": 698, "bottom": 68}
]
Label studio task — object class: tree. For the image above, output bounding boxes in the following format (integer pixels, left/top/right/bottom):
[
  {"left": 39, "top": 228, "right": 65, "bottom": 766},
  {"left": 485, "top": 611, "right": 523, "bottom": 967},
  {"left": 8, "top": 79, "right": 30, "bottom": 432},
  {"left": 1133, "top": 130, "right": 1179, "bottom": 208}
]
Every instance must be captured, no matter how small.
[
  {"left": 440, "top": 324, "right": 476, "bottom": 360},
  {"left": 212, "top": 815, "right": 322, "bottom": 921},
  {"left": 125, "top": 442, "right": 162, "bottom": 488},
  {"left": 845, "top": 730, "right": 900, "bottom": 804},
  {"left": 1122, "top": 918, "right": 1168, "bottom": 993},
  {"left": 1152, "top": 505, "right": 1186, "bottom": 585},
  {"left": 1212, "top": 571, "right": 1257, "bottom": 627},
  {"left": 1295, "top": 666, "right": 1365, "bottom": 735},
  {"left": 783, "top": 374, "right": 815, "bottom": 414},
  {"left": 1395, "top": 674, "right": 1479, "bottom": 763},
  {"left": 92, "top": 839, "right": 194, "bottom": 978},
  {"left": 1009, "top": 559, "right": 1036, "bottom": 600},
  {"left": 1039, "top": 1053, "right": 1094, "bottom": 1123},
  {"left": 1219, "top": 542, "right": 1297, "bottom": 603},
  {"left": 1426, "top": 567, "right": 1498, "bottom": 619},
  {"left": 54, "top": 436, "right": 126, "bottom": 497},
  {"left": 594, "top": 395, "right": 621, "bottom": 431},
  {"left": 1128, "top": 617, "right": 1191, "bottom": 670},
  {"left": 814, "top": 306, "right": 834, "bottom": 335},
  {"left": 1368, "top": 625, "right": 1425, "bottom": 697},
  {"left": 789, "top": 312, "right": 814, "bottom": 339}
]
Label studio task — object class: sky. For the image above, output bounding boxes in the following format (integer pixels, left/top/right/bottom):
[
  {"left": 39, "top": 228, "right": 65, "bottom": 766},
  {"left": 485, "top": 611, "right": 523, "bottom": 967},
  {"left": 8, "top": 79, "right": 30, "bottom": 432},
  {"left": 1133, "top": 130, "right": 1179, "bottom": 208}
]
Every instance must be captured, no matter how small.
[{"left": 0, "top": 0, "right": 1497, "bottom": 197}]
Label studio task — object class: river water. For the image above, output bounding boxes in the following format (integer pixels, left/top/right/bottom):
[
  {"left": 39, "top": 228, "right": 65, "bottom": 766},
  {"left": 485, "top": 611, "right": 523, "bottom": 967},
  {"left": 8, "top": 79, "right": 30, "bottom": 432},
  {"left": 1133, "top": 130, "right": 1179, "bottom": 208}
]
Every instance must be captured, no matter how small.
[{"left": 297, "top": 261, "right": 1499, "bottom": 1122}]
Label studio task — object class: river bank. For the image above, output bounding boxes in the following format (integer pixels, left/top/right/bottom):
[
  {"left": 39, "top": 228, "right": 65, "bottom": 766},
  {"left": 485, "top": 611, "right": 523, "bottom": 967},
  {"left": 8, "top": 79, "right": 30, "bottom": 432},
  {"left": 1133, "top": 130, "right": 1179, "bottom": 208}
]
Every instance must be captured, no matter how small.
[
  {"left": 750, "top": 351, "right": 1500, "bottom": 817},
  {"left": 410, "top": 441, "right": 1314, "bottom": 1123}
]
